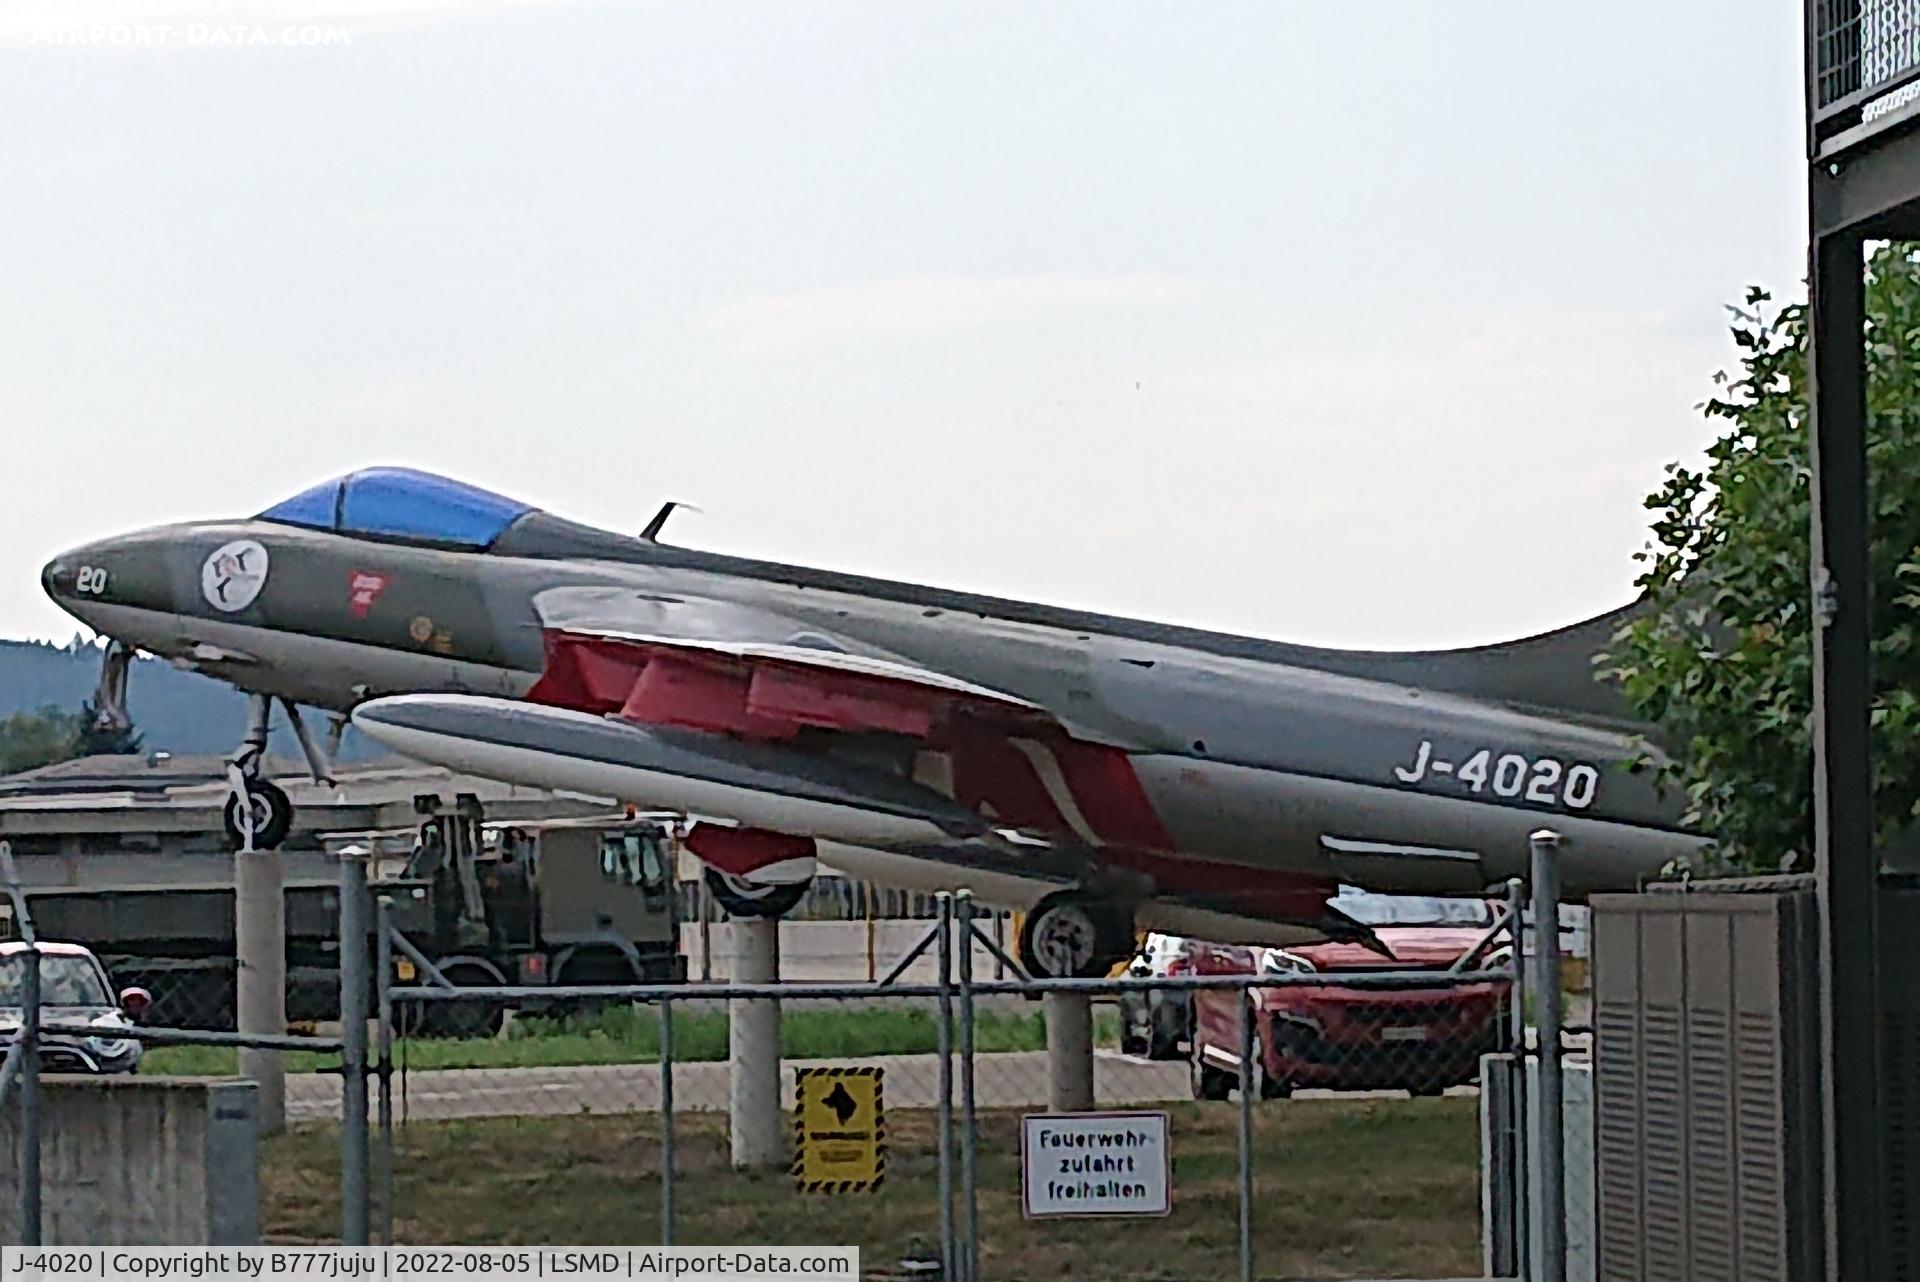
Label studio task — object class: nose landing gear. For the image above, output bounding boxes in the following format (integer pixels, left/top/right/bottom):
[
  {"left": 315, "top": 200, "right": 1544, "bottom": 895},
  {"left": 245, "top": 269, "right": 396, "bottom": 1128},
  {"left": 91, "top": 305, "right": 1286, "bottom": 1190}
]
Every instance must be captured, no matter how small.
[
  {"left": 222, "top": 693, "right": 335, "bottom": 851},
  {"left": 224, "top": 773, "right": 293, "bottom": 851}
]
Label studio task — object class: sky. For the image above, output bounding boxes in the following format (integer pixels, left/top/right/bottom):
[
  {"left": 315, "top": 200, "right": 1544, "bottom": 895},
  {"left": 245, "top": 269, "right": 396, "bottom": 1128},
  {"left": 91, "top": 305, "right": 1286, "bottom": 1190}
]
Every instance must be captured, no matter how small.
[{"left": 0, "top": 0, "right": 1809, "bottom": 650}]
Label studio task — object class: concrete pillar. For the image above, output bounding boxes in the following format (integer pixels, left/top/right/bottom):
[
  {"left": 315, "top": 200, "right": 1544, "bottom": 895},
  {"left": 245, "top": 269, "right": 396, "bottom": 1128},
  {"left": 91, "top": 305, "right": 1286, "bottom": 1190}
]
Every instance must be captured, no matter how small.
[
  {"left": 234, "top": 851, "right": 285, "bottom": 1135},
  {"left": 1045, "top": 992, "right": 1095, "bottom": 1112},
  {"left": 728, "top": 917, "right": 782, "bottom": 1170}
]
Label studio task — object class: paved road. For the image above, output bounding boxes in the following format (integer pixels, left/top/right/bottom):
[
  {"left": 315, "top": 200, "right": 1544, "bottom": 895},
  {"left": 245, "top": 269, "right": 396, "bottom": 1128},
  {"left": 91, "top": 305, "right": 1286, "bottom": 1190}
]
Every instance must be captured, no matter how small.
[
  {"left": 287, "top": 1051, "right": 1478, "bottom": 1123},
  {"left": 287, "top": 1050, "right": 1190, "bottom": 1122}
]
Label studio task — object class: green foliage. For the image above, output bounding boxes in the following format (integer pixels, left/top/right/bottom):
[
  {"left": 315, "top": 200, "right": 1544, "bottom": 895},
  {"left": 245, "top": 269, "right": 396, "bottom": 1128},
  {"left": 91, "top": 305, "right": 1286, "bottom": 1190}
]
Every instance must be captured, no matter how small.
[
  {"left": 1601, "top": 245, "right": 1920, "bottom": 869},
  {"left": 143, "top": 1003, "right": 1122, "bottom": 1076},
  {"left": 0, "top": 705, "right": 84, "bottom": 776}
]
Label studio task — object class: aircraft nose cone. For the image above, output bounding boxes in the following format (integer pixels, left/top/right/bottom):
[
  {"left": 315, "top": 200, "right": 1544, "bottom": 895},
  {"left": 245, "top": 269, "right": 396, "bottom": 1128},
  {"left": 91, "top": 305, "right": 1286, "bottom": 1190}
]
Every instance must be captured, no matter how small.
[{"left": 41, "top": 553, "right": 75, "bottom": 601}]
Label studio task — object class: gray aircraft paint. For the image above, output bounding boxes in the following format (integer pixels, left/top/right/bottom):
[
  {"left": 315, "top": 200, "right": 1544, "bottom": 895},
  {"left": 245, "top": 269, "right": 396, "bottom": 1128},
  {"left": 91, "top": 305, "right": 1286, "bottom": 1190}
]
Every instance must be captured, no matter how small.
[{"left": 43, "top": 480, "right": 1702, "bottom": 937}]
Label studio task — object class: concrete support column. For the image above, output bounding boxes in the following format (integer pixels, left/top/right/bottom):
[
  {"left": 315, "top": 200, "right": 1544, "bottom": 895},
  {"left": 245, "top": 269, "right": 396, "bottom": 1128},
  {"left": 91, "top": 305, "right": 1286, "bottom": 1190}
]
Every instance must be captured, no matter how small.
[
  {"left": 728, "top": 917, "right": 782, "bottom": 1170},
  {"left": 235, "top": 851, "right": 286, "bottom": 1135},
  {"left": 1045, "top": 992, "right": 1095, "bottom": 1112}
]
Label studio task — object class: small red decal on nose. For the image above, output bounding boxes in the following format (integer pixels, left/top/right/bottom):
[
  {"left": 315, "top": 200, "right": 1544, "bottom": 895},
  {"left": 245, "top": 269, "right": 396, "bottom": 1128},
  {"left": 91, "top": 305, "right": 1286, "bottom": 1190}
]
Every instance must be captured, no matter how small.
[{"left": 349, "top": 571, "right": 390, "bottom": 618}]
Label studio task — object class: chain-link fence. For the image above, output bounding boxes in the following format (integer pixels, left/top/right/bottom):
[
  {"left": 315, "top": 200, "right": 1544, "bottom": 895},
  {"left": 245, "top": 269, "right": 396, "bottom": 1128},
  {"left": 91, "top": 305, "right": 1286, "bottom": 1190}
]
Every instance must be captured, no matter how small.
[
  {"left": 374, "top": 897, "right": 1526, "bottom": 1281},
  {"left": 0, "top": 839, "right": 353, "bottom": 1249},
  {"left": 0, "top": 855, "right": 1593, "bottom": 1277}
]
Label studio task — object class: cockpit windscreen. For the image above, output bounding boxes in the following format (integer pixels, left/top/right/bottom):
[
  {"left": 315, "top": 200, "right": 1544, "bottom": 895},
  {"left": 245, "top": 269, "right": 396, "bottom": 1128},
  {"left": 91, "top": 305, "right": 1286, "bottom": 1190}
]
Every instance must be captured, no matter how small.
[{"left": 258, "top": 468, "right": 534, "bottom": 548}]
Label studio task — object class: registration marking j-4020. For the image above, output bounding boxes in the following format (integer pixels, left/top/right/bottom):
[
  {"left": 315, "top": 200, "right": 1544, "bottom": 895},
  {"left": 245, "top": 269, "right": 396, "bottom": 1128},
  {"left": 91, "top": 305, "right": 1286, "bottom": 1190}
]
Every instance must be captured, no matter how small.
[{"left": 1391, "top": 740, "right": 1600, "bottom": 811}]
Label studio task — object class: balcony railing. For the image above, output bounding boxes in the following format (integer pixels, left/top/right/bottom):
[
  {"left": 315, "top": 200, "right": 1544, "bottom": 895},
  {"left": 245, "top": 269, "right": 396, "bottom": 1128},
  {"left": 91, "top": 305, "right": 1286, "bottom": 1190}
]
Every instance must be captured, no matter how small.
[{"left": 1813, "top": 0, "right": 1920, "bottom": 149}]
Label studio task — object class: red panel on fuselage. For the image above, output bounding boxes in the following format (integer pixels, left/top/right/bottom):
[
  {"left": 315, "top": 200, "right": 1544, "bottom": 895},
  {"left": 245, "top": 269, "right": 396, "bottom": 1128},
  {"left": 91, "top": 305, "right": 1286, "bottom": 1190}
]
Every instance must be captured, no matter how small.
[
  {"left": 746, "top": 664, "right": 936, "bottom": 737},
  {"left": 622, "top": 651, "right": 796, "bottom": 738}
]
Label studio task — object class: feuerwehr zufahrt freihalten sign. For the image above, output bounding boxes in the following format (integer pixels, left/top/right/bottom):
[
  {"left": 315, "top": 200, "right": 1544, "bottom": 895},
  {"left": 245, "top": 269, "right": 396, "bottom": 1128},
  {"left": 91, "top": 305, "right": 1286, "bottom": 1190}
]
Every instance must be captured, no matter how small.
[{"left": 1020, "top": 1111, "right": 1171, "bottom": 1218}]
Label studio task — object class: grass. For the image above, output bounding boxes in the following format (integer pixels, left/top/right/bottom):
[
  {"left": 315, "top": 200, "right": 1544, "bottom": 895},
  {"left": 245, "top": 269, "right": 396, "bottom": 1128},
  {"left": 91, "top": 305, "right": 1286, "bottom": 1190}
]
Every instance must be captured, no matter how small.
[
  {"left": 263, "top": 1097, "right": 1482, "bottom": 1279},
  {"left": 143, "top": 1006, "right": 1123, "bottom": 1076}
]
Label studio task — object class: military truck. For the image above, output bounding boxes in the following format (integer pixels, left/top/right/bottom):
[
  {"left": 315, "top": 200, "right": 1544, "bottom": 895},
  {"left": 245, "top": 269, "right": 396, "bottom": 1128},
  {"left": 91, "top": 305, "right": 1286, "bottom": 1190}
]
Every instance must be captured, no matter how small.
[{"left": 0, "top": 794, "right": 684, "bottom": 1032}]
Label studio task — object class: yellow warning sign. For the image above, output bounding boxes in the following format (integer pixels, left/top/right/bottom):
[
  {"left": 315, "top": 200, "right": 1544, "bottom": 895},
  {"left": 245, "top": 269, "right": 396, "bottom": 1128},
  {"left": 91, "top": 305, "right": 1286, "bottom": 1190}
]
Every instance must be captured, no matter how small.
[{"left": 792, "top": 1066, "right": 885, "bottom": 1193}]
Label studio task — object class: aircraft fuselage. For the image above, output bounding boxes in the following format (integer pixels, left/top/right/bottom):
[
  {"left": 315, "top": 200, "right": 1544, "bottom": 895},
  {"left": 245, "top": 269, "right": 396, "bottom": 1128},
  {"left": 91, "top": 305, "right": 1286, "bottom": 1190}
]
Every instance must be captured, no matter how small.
[{"left": 43, "top": 487, "right": 1701, "bottom": 944}]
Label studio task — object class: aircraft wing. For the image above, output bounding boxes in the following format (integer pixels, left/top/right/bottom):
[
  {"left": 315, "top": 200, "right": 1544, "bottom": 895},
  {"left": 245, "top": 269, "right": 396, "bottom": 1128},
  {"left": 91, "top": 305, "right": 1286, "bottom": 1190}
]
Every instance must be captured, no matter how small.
[
  {"left": 354, "top": 586, "right": 1170, "bottom": 885},
  {"left": 525, "top": 585, "right": 1052, "bottom": 739}
]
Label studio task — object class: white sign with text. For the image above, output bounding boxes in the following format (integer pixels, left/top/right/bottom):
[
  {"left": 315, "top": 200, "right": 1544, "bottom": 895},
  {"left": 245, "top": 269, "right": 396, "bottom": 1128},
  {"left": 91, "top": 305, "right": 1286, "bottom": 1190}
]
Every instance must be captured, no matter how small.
[{"left": 1020, "top": 1110, "right": 1171, "bottom": 1218}]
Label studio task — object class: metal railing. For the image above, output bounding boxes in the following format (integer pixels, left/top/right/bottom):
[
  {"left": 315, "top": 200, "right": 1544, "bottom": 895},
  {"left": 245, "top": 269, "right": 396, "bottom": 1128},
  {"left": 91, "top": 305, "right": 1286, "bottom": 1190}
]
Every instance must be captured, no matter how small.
[{"left": 1812, "top": 0, "right": 1920, "bottom": 148}]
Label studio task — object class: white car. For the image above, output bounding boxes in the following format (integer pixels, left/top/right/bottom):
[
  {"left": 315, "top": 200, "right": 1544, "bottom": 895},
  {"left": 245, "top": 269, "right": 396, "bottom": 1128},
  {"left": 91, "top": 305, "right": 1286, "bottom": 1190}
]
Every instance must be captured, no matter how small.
[
  {"left": 0, "top": 941, "right": 148, "bottom": 1074},
  {"left": 1119, "top": 933, "right": 1194, "bottom": 1059}
]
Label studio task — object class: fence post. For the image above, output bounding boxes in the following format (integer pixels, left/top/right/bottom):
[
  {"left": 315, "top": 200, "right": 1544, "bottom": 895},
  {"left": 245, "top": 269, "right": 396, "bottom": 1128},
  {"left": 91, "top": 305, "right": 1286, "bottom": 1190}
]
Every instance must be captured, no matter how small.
[
  {"left": 956, "top": 891, "right": 978, "bottom": 1282},
  {"left": 1505, "top": 876, "right": 1530, "bottom": 1282},
  {"left": 698, "top": 878, "right": 713, "bottom": 984},
  {"left": 339, "top": 852, "right": 371, "bottom": 1246},
  {"left": 935, "top": 893, "right": 955, "bottom": 1282},
  {"left": 1236, "top": 982, "right": 1254, "bottom": 1282},
  {"left": 660, "top": 996, "right": 674, "bottom": 1246},
  {"left": 20, "top": 939, "right": 41, "bottom": 1247},
  {"left": 1528, "top": 830, "right": 1566, "bottom": 1282},
  {"left": 375, "top": 896, "right": 395, "bottom": 1245}
]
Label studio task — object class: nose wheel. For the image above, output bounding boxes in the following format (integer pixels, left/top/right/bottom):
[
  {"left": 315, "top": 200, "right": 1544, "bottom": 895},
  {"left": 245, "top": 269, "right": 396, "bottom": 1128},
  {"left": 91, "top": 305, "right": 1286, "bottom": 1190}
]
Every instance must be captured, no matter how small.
[
  {"left": 223, "top": 692, "right": 307, "bottom": 852},
  {"left": 1018, "top": 889, "right": 1136, "bottom": 979},
  {"left": 223, "top": 779, "right": 293, "bottom": 851}
]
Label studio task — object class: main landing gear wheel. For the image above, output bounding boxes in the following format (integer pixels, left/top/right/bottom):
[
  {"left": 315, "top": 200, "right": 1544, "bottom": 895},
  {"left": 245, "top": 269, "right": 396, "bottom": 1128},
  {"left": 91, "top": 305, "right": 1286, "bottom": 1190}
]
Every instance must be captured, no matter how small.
[
  {"left": 223, "top": 780, "right": 293, "bottom": 851},
  {"left": 1018, "top": 889, "right": 1135, "bottom": 980},
  {"left": 704, "top": 868, "right": 810, "bottom": 920}
]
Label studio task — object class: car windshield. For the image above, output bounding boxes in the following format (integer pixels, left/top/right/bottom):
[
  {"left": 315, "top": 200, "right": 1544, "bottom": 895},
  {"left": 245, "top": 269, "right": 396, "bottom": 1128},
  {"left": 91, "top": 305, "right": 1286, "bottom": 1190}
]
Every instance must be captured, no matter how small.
[
  {"left": 0, "top": 954, "right": 110, "bottom": 1007},
  {"left": 258, "top": 467, "right": 534, "bottom": 549},
  {"left": 1333, "top": 888, "right": 1494, "bottom": 928}
]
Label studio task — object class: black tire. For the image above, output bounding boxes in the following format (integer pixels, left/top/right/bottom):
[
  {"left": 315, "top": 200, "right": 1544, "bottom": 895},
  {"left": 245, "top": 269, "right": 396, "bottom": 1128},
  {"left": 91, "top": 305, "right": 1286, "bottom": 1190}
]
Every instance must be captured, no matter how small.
[
  {"left": 1146, "top": 996, "right": 1187, "bottom": 1060},
  {"left": 411, "top": 960, "right": 507, "bottom": 1039},
  {"left": 1408, "top": 1084, "right": 1447, "bottom": 1099},
  {"left": 1256, "top": 1048, "right": 1291, "bottom": 1100},
  {"left": 543, "top": 947, "right": 643, "bottom": 1020},
  {"left": 1019, "top": 890, "right": 1132, "bottom": 979},
  {"left": 223, "top": 780, "right": 293, "bottom": 850},
  {"left": 1190, "top": 1045, "right": 1233, "bottom": 1101},
  {"left": 704, "top": 868, "right": 810, "bottom": 919}
]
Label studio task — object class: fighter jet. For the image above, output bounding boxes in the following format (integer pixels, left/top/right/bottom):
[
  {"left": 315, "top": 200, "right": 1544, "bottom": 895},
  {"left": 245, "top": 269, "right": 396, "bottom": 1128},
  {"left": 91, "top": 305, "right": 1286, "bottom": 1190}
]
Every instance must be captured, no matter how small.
[{"left": 41, "top": 467, "right": 1700, "bottom": 976}]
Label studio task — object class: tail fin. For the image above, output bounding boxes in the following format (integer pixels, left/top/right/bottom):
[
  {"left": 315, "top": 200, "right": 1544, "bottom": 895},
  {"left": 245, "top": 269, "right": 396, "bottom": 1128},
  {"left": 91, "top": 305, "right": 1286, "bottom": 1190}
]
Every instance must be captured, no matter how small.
[{"left": 1310, "top": 597, "right": 1649, "bottom": 725}]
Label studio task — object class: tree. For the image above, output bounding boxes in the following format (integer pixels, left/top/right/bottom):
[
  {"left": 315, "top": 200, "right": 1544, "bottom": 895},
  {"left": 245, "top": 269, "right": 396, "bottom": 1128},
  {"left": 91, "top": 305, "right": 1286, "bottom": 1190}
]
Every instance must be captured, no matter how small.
[
  {"left": 0, "top": 706, "right": 84, "bottom": 777},
  {"left": 1601, "top": 244, "right": 1920, "bottom": 870}
]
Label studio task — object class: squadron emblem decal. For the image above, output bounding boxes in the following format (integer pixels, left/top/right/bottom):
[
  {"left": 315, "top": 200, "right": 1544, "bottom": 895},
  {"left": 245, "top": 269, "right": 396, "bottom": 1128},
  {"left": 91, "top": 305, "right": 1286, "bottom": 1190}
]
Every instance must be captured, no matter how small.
[{"left": 200, "top": 540, "right": 269, "bottom": 613}]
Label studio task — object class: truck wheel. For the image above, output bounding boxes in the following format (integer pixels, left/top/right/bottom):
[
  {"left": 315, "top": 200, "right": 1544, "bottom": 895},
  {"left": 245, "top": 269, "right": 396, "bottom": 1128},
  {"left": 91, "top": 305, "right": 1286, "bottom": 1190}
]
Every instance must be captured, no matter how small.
[
  {"left": 705, "top": 868, "right": 809, "bottom": 919},
  {"left": 412, "top": 959, "right": 506, "bottom": 1039},
  {"left": 223, "top": 781, "right": 293, "bottom": 851}
]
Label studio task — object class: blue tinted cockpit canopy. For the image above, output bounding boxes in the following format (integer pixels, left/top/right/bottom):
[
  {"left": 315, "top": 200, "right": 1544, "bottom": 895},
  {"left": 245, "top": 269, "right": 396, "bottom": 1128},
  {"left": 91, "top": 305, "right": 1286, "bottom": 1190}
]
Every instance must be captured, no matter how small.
[{"left": 258, "top": 468, "right": 535, "bottom": 549}]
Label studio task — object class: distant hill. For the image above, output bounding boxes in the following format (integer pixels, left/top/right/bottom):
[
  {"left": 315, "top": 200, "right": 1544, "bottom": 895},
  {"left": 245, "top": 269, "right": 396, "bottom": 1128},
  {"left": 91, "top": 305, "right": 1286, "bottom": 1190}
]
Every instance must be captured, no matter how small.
[{"left": 0, "top": 638, "right": 376, "bottom": 758}]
